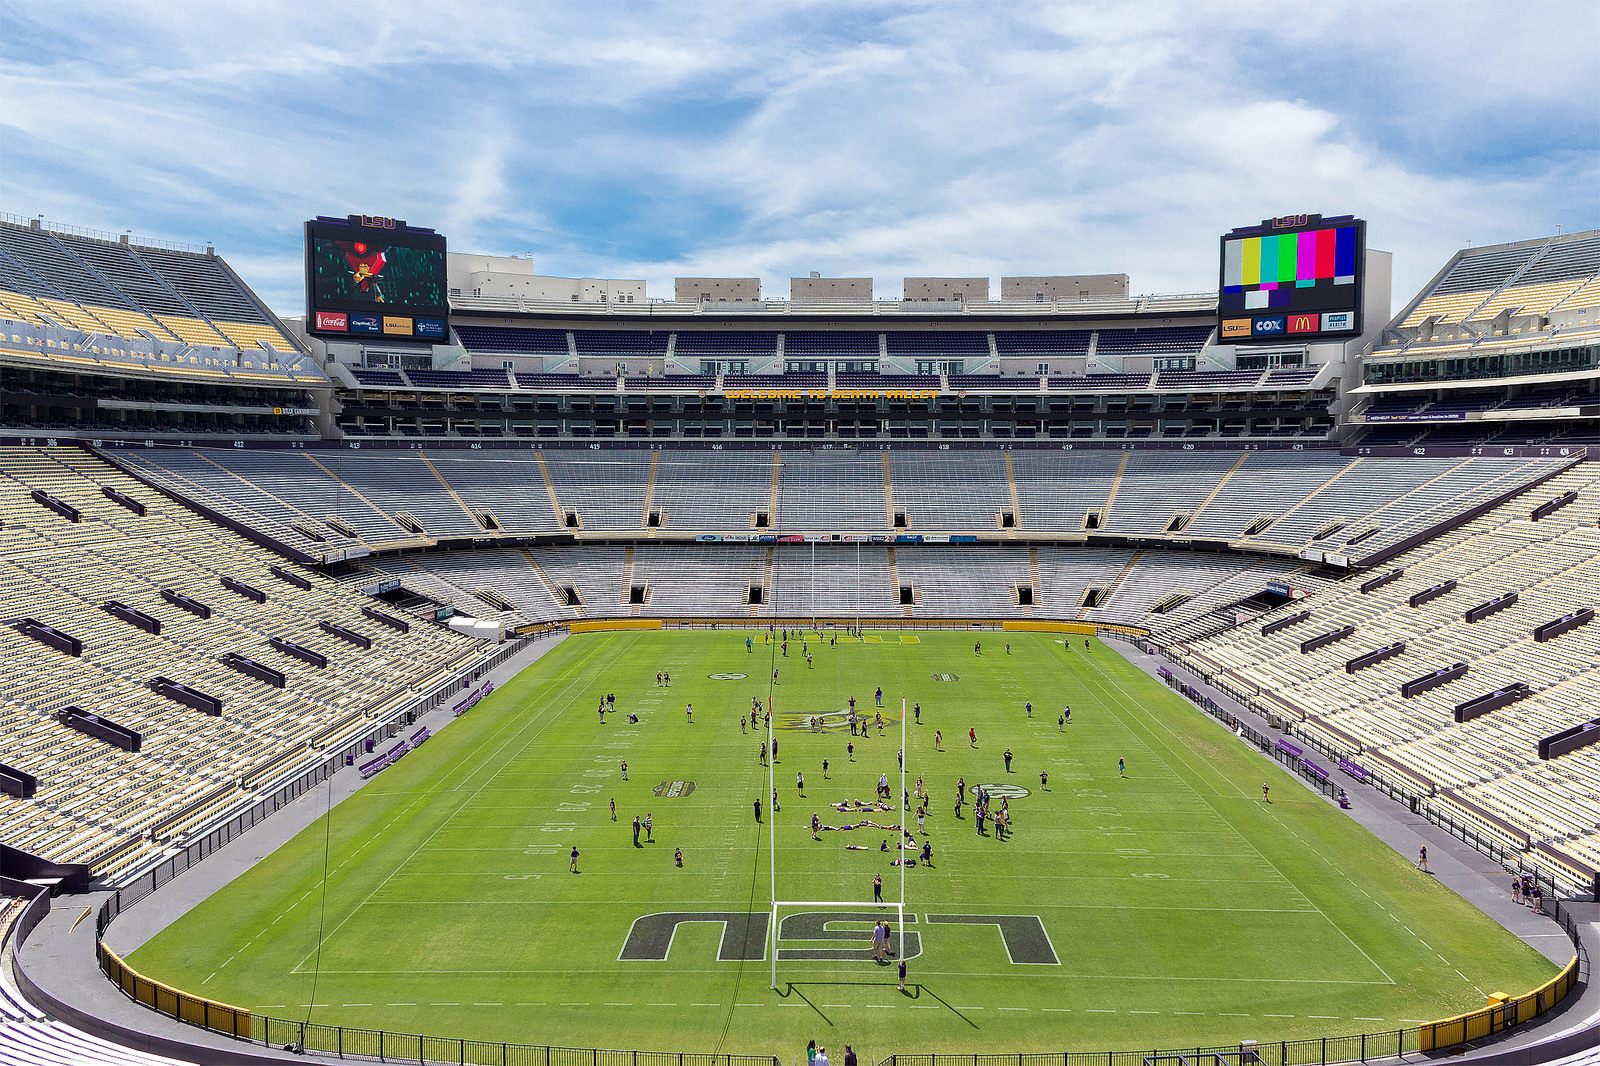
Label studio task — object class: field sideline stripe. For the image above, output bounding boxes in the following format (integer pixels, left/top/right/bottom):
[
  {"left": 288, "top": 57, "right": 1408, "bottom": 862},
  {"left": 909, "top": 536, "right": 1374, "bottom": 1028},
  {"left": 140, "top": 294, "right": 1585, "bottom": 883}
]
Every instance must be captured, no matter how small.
[
  {"left": 288, "top": 634, "right": 634, "bottom": 974},
  {"left": 350, "top": 899, "right": 1323, "bottom": 914},
  {"left": 295, "top": 966, "right": 1394, "bottom": 984}
]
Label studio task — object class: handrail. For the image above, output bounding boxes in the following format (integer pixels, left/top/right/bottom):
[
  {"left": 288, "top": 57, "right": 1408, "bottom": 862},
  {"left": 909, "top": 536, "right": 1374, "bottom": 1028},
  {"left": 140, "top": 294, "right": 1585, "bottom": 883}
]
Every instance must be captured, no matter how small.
[
  {"left": 0, "top": 212, "right": 209, "bottom": 254},
  {"left": 448, "top": 292, "right": 1219, "bottom": 317}
]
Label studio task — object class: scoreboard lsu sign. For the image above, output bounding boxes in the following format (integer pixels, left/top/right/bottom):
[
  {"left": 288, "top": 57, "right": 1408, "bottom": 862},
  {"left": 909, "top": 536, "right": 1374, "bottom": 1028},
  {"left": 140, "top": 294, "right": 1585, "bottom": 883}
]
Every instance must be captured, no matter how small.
[{"left": 1218, "top": 214, "right": 1365, "bottom": 344}]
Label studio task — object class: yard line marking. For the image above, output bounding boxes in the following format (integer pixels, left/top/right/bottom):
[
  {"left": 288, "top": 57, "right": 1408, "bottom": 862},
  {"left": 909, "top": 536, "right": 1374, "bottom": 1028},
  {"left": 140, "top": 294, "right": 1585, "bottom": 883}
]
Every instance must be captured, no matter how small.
[
  {"left": 354, "top": 899, "right": 1326, "bottom": 915},
  {"left": 300, "top": 966, "right": 1394, "bottom": 984},
  {"left": 288, "top": 639, "right": 618, "bottom": 973},
  {"left": 1080, "top": 655, "right": 1398, "bottom": 986},
  {"left": 998, "top": 1006, "right": 1028, "bottom": 1012}
]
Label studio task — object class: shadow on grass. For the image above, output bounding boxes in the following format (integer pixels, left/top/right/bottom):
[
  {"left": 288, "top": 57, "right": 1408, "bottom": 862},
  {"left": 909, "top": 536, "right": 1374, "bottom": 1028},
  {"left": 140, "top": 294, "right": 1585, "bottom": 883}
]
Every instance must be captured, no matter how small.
[{"left": 777, "top": 982, "right": 979, "bottom": 1030}]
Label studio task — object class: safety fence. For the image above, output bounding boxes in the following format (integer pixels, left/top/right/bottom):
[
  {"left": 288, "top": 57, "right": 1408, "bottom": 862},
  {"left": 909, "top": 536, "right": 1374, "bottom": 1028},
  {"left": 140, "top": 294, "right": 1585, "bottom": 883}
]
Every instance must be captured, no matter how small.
[
  {"left": 73, "top": 624, "right": 1590, "bottom": 1065},
  {"left": 95, "top": 636, "right": 528, "bottom": 891},
  {"left": 874, "top": 1035, "right": 1420, "bottom": 1066},
  {"left": 90, "top": 869, "right": 1587, "bottom": 1066},
  {"left": 559, "top": 617, "right": 1149, "bottom": 638},
  {"left": 94, "top": 903, "right": 777, "bottom": 1066},
  {"left": 97, "top": 940, "right": 250, "bottom": 1039},
  {"left": 1140, "top": 639, "right": 1597, "bottom": 900},
  {"left": 1419, "top": 947, "right": 1581, "bottom": 1051}
]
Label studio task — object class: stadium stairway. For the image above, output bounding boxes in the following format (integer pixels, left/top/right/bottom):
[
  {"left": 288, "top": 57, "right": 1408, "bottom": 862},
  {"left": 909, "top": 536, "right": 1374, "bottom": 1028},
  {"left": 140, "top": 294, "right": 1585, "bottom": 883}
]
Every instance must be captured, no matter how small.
[{"left": 5, "top": 635, "right": 569, "bottom": 1066}]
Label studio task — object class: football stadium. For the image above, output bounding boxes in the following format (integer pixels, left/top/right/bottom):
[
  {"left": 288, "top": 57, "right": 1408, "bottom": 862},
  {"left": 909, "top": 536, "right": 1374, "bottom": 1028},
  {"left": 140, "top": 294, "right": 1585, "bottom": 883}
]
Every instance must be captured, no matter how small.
[{"left": 1, "top": 5, "right": 1598, "bottom": 1066}]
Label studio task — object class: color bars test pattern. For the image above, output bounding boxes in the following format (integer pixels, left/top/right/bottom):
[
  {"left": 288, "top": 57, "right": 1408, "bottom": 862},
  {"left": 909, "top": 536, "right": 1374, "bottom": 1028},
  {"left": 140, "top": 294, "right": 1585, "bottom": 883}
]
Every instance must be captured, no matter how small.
[{"left": 1222, "top": 225, "right": 1358, "bottom": 310}]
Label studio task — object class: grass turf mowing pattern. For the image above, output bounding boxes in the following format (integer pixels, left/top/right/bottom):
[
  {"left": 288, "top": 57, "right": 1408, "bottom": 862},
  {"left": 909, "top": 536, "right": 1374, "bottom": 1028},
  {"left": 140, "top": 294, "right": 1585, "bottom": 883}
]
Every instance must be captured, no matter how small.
[{"left": 129, "top": 632, "right": 1556, "bottom": 1058}]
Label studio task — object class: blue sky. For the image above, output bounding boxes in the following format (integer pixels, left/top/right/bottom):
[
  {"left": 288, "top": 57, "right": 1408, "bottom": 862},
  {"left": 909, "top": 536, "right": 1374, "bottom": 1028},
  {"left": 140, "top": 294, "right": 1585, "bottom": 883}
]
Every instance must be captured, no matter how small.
[{"left": 2, "top": 0, "right": 1597, "bottom": 314}]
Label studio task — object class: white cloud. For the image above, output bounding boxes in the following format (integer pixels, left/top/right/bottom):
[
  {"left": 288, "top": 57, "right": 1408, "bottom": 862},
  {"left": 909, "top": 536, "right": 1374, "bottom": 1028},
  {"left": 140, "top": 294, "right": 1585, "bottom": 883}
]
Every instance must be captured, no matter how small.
[{"left": 1, "top": 0, "right": 1595, "bottom": 314}]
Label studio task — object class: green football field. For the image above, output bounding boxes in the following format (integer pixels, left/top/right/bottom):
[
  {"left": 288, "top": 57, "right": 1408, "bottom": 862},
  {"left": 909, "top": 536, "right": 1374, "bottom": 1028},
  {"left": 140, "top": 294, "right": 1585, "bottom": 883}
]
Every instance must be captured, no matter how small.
[{"left": 128, "top": 630, "right": 1556, "bottom": 1059}]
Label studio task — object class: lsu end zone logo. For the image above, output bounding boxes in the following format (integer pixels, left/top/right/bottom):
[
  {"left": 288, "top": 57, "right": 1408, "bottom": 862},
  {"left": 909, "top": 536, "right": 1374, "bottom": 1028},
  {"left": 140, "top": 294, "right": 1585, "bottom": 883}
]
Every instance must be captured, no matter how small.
[{"left": 619, "top": 911, "right": 1059, "bottom": 964}]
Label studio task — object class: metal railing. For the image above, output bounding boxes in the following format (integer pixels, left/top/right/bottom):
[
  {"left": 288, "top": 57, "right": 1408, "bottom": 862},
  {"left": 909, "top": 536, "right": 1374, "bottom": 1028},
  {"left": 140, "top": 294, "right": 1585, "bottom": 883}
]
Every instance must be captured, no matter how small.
[
  {"left": 70, "top": 627, "right": 1592, "bottom": 1066},
  {"left": 1152, "top": 643, "right": 1597, "bottom": 901},
  {"left": 0, "top": 212, "right": 209, "bottom": 254},
  {"left": 94, "top": 907, "right": 777, "bottom": 1066},
  {"left": 870, "top": 901, "right": 1587, "bottom": 1066},
  {"left": 445, "top": 292, "right": 1219, "bottom": 318}
]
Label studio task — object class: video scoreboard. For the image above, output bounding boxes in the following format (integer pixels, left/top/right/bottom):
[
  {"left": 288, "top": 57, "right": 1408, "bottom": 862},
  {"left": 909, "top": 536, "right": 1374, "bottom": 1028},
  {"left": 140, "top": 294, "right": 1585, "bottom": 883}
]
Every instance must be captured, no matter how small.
[
  {"left": 1219, "top": 214, "right": 1365, "bottom": 344},
  {"left": 305, "top": 215, "right": 449, "bottom": 341}
]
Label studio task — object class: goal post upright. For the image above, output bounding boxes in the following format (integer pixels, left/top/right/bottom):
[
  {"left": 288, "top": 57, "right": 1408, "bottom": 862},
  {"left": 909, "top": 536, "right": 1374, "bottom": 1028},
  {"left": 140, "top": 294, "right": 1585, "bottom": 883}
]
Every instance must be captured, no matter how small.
[
  {"left": 767, "top": 689, "right": 776, "bottom": 989},
  {"left": 900, "top": 695, "right": 907, "bottom": 919},
  {"left": 766, "top": 634, "right": 911, "bottom": 991}
]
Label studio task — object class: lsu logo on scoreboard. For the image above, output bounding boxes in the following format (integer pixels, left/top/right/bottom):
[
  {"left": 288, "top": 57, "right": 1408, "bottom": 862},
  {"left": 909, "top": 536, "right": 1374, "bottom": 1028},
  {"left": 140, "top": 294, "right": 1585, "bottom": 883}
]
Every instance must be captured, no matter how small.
[
  {"left": 1287, "top": 313, "right": 1320, "bottom": 334},
  {"left": 1221, "top": 318, "right": 1252, "bottom": 339},
  {"left": 1271, "top": 214, "right": 1310, "bottom": 229},
  {"left": 359, "top": 216, "right": 398, "bottom": 229}
]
